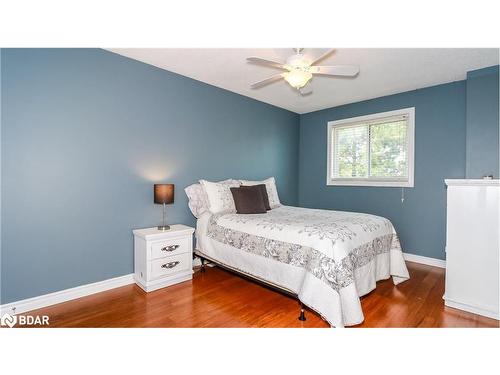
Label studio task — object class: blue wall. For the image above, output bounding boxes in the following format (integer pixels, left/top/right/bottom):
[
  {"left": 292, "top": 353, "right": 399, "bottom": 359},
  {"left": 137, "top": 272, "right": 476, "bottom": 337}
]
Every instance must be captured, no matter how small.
[
  {"left": 465, "top": 65, "right": 499, "bottom": 178},
  {"left": 299, "top": 82, "right": 467, "bottom": 260},
  {"left": 0, "top": 49, "right": 299, "bottom": 304}
]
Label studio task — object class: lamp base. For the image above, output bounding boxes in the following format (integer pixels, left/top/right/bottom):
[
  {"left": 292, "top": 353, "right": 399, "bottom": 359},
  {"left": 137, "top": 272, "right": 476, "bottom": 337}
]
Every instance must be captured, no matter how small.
[{"left": 157, "top": 225, "right": 170, "bottom": 231}]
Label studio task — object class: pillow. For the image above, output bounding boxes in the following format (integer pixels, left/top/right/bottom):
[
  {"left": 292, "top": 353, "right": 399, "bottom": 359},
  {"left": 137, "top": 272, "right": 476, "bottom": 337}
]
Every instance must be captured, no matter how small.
[
  {"left": 217, "top": 178, "right": 241, "bottom": 185},
  {"left": 185, "top": 179, "right": 241, "bottom": 218},
  {"left": 239, "top": 177, "right": 281, "bottom": 208},
  {"left": 240, "top": 184, "right": 270, "bottom": 210},
  {"left": 230, "top": 186, "right": 267, "bottom": 214},
  {"left": 184, "top": 183, "right": 209, "bottom": 218},
  {"left": 199, "top": 179, "right": 241, "bottom": 214}
]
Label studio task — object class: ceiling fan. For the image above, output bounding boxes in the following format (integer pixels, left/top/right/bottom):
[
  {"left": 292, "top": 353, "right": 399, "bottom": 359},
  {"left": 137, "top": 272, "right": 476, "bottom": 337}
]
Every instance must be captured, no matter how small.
[{"left": 247, "top": 48, "right": 359, "bottom": 96}]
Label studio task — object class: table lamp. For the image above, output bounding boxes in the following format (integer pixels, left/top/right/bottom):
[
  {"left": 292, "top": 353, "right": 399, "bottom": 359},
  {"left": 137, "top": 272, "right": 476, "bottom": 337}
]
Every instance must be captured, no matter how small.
[{"left": 154, "top": 184, "right": 174, "bottom": 231}]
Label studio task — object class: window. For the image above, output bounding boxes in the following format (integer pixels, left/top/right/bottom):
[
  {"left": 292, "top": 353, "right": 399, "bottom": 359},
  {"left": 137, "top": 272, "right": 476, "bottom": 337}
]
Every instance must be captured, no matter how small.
[{"left": 327, "top": 108, "right": 414, "bottom": 187}]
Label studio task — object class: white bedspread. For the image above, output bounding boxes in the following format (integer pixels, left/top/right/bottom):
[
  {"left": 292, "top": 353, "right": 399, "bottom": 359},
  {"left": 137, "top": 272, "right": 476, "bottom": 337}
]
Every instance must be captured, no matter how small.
[{"left": 196, "top": 205, "right": 409, "bottom": 327}]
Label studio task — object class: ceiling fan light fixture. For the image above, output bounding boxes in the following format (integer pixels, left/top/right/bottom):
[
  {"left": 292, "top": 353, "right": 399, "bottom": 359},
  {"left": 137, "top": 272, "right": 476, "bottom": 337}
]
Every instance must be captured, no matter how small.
[{"left": 283, "top": 69, "right": 312, "bottom": 89}]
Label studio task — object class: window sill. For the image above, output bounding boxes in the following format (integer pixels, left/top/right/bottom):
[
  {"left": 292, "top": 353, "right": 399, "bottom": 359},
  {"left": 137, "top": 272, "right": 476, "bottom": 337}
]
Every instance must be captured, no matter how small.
[{"left": 327, "top": 179, "right": 414, "bottom": 187}]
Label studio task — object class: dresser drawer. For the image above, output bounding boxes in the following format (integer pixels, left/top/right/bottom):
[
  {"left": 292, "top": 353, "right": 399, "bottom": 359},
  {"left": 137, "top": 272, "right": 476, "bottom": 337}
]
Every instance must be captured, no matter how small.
[
  {"left": 150, "top": 236, "right": 190, "bottom": 260},
  {"left": 150, "top": 252, "right": 191, "bottom": 280}
]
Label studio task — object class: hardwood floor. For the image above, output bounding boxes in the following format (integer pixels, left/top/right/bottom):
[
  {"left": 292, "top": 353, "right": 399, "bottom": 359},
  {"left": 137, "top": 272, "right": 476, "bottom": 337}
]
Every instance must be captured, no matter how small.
[{"left": 18, "top": 261, "right": 499, "bottom": 328}]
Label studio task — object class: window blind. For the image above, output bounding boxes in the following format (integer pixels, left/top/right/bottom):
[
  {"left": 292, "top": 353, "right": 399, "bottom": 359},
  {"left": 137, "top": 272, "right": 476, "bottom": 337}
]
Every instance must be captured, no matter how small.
[{"left": 332, "top": 114, "right": 409, "bottom": 180}]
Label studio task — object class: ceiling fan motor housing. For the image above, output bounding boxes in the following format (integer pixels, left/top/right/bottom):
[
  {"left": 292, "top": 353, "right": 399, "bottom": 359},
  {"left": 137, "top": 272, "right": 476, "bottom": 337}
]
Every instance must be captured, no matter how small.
[{"left": 286, "top": 53, "right": 311, "bottom": 69}]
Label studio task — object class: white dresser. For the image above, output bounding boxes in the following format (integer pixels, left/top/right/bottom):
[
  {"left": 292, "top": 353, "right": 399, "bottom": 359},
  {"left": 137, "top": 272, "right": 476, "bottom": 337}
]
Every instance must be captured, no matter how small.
[
  {"left": 444, "top": 179, "right": 499, "bottom": 320},
  {"left": 133, "top": 225, "right": 195, "bottom": 292}
]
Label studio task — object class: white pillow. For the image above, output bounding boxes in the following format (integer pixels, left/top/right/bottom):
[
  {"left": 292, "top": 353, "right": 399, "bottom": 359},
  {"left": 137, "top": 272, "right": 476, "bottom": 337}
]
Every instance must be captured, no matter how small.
[
  {"left": 239, "top": 177, "right": 281, "bottom": 209},
  {"left": 199, "top": 179, "right": 241, "bottom": 214},
  {"left": 185, "top": 179, "right": 240, "bottom": 218},
  {"left": 184, "top": 183, "right": 209, "bottom": 218}
]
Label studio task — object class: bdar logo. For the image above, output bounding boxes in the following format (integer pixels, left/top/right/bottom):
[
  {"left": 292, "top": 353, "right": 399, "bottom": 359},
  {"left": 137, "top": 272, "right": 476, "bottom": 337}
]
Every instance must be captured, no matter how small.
[{"left": 1, "top": 313, "right": 17, "bottom": 328}]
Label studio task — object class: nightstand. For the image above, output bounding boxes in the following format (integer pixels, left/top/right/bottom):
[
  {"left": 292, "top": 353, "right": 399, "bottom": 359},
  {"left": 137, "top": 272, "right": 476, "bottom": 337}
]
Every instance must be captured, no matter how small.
[{"left": 133, "top": 225, "right": 195, "bottom": 292}]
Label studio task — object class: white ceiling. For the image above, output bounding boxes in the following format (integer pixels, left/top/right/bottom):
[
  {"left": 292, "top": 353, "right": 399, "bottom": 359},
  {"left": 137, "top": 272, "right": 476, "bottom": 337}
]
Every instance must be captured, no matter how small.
[{"left": 108, "top": 48, "right": 499, "bottom": 114}]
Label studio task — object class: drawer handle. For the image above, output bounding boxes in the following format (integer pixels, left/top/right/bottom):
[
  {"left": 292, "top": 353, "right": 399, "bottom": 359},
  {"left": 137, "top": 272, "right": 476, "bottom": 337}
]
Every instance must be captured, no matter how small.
[
  {"left": 161, "top": 244, "right": 179, "bottom": 252},
  {"left": 161, "top": 261, "right": 180, "bottom": 269}
]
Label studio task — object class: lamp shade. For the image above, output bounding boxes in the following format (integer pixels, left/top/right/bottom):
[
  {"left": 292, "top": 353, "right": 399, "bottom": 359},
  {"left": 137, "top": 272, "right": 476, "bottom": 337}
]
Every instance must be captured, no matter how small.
[{"left": 154, "top": 184, "right": 174, "bottom": 204}]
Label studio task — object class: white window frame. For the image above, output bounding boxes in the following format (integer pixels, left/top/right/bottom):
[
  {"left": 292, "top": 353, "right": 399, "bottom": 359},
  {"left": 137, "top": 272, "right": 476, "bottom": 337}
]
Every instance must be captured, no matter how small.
[{"left": 327, "top": 107, "right": 415, "bottom": 187}]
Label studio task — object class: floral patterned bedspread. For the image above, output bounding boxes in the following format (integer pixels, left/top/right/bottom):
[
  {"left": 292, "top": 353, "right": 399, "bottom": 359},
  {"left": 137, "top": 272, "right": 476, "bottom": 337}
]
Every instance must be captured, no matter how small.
[{"left": 206, "top": 205, "right": 410, "bottom": 325}]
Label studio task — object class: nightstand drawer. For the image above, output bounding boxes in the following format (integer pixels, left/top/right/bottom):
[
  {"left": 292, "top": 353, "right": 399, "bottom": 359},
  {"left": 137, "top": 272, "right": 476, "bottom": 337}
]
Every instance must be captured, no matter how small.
[
  {"left": 150, "top": 252, "right": 191, "bottom": 280},
  {"left": 151, "top": 237, "right": 190, "bottom": 260}
]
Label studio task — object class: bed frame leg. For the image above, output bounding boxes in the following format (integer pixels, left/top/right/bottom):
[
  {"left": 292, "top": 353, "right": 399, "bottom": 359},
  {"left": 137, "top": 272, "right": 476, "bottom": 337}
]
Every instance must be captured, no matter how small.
[
  {"left": 200, "top": 257, "right": 206, "bottom": 273},
  {"left": 298, "top": 303, "right": 306, "bottom": 321}
]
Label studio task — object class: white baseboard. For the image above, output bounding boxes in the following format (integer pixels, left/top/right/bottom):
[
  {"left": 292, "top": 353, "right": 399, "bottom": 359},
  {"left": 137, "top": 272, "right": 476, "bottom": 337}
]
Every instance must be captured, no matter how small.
[
  {"left": 0, "top": 273, "right": 134, "bottom": 316},
  {"left": 444, "top": 297, "right": 499, "bottom": 320},
  {"left": 403, "top": 253, "right": 446, "bottom": 268}
]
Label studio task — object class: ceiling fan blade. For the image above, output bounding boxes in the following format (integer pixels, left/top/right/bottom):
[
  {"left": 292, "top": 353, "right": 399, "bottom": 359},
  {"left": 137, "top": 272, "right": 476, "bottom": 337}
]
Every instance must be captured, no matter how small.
[
  {"left": 247, "top": 57, "right": 287, "bottom": 70},
  {"left": 310, "top": 65, "right": 359, "bottom": 76},
  {"left": 310, "top": 49, "right": 336, "bottom": 66},
  {"left": 250, "top": 73, "right": 285, "bottom": 88}
]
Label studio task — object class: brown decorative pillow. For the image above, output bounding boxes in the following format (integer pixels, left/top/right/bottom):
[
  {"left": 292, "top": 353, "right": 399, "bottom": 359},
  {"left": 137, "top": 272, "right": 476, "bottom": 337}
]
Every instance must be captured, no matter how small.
[
  {"left": 230, "top": 185, "right": 267, "bottom": 214},
  {"left": 241, "top": 184, "right": 271, "bottom": 210}
]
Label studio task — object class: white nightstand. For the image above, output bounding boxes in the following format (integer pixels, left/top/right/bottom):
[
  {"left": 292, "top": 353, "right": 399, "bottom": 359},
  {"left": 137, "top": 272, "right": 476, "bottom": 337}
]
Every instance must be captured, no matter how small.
[{"left": 133, "top": 225, "right": 195, "bottom": 292}]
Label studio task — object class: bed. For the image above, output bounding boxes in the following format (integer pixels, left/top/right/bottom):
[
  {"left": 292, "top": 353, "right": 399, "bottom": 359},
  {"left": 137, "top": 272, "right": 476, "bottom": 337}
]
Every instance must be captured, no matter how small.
[{"left": 186, "top": 179, "right": 410, "bottom": 327}]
